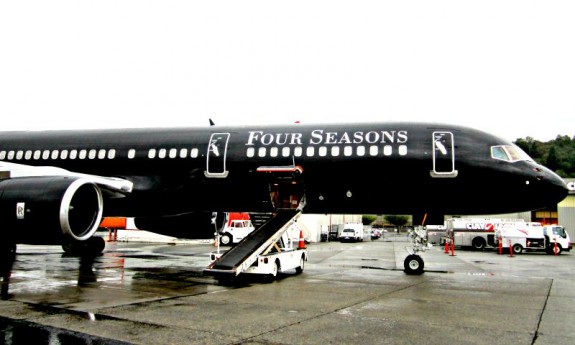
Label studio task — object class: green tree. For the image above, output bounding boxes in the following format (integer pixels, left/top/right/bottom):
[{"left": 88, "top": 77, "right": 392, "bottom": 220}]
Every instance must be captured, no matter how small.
[
  {"left": 362, "top": 214, "right": 377, "bottom": 226},
  {"left": 546, "top": 145, "right": 560, "bottom": 172},
  {"left": 514, "top": 135, "right": 575, "bottom": 178},
  {"left": 384, "top": 215, "right": 409, "bottom": 227}
]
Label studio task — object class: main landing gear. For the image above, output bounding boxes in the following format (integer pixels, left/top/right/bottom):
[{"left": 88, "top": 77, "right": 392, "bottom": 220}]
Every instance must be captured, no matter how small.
[{"left": 403, "top": 227, "right": 432, "bottom": 275}]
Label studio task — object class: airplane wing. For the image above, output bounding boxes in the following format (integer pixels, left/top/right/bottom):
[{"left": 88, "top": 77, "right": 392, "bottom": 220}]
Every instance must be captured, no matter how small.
[{"left": 0, "top": 161, "right": 133, "bottom": 195}]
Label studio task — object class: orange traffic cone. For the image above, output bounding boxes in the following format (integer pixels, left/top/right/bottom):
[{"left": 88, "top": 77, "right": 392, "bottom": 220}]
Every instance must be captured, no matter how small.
[{"left": 298, "top": 230, "right": 306, "bottom": 249}]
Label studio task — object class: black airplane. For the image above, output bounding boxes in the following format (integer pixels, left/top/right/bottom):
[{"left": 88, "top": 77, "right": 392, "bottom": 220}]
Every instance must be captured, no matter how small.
[{"left": 0, "top": 121, "right": 568, "bottom": 273}]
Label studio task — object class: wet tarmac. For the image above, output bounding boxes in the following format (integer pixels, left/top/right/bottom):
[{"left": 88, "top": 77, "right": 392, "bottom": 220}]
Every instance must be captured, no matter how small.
[{"left": 1, "top": 234, "right": 574, "bottom": 344}]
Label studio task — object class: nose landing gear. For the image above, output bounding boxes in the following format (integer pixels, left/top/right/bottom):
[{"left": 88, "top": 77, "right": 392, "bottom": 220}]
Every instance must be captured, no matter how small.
[{"left": 404, "top": 227, "right": 431, "bottom": 275}]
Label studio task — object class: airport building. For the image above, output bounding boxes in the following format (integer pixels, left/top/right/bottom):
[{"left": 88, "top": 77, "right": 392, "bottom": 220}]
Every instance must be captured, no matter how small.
[{"left": 558, "top": 178, "right": 575, "bottom": 240}]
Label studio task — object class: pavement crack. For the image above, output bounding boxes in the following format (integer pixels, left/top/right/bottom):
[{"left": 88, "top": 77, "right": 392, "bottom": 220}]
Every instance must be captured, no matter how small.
[{"left": 531, "top": 279, "right": 553, "bottom": 344}]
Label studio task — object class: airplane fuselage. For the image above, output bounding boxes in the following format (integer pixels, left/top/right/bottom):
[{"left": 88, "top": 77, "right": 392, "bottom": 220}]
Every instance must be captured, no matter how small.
[{"left": 0, "top": 122, "right": 567, "bottom": 226}]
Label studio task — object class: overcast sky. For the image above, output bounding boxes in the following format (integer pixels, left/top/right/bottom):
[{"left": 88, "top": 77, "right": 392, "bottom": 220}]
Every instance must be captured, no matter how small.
[{"left": 1, "top": 1, "right": 573, "bottom": 142}]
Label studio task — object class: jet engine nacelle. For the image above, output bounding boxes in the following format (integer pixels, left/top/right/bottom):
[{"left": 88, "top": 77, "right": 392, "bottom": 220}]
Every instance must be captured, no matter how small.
[{"left": 0, "top": 176, "right": 103, "bottom": 245}]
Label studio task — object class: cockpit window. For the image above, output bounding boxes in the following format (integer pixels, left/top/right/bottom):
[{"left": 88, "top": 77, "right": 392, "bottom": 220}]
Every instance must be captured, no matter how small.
[{"left": 491, "top": 145, "right": 533, "bottom": 162}]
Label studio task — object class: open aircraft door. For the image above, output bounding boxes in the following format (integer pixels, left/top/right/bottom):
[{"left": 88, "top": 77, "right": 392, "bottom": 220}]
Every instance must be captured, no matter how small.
[
  {"left": 205, "top": 133, "right": 230, "bottom": 178},
  {"left": 431, "top": 131, "right": 458, "bottom": 178}
]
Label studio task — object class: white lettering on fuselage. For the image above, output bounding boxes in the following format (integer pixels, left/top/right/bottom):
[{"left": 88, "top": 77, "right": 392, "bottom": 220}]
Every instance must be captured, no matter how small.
[{"left": 245, "top": 129, "right": 408, "bottom": 146}]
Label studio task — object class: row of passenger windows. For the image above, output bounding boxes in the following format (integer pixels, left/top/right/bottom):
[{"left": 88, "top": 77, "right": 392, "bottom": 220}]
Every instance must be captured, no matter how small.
[
  {"left": 0, "top": 148, "right": 201, "bottom": 161},
  {"left": 246, "top": 145, "right": 408, "bottom": 158},
  {"left": 0, "top": 145, "right": 408, "bottom": 161}
]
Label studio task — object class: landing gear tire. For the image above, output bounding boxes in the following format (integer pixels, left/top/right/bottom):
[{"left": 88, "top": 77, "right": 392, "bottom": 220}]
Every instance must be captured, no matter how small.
[
  {"left": 220, "top": 234, "right": 232, "bottom": 246},
  {"left": 404, "top": 254, "right": 424, "bottom": 275},
  {"left": 296, "top": 255, "right": 305, "bottom": 274}
]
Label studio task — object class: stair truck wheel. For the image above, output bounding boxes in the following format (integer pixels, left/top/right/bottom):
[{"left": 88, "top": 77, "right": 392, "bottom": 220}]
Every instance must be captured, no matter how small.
[{"left": 296, "top": 254, "right": 305, "bottom": 274}]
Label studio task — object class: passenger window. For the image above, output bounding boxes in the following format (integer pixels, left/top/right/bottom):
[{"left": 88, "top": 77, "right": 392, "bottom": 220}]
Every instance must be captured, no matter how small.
[
  {"left": 306, "top": 147, "right": 315, "bottom": 157},
  {"left": 384, "top": 145, "right": 392, "bottom": 156},
  {"left": 344, "top": 146, "right": 352, "bottom": 157},
  {"left": 169, "top": 149, "right": 177, "bottom": 158},
  {"left": 369, "top": 146, "right": 378, "bottom": 156},
  {"left": 98, "top": 149, "right": 106, "bottom": 159},
  {"left": 79, "top": 150, "right": 87, "bottom": 159},
  {"left": 246, "top": 147, "right": 255, "bottom": 158},
  {"left": 399, "top": 145, "right": 407, "bottom": 156},
  {"left": 70, "top": 150, "right": 78, "bottom": 159},
  {"left": 331, "top": 147, "right": 340, "bottom": 156},
  {"left": 33, "top": 150, "right": 41, "bottom": 160},
  {"left": 16, "top": 151, "right": 24, "bottom": 160},
  {"left": 258, "top": 147, "right": 266, "bottom": 157},
  {"left": 88, "top": 150, "right": 97, "bottom": 159},
  {"left": 294, "top": 147, "right": 303, "bottom": 157},
  {"left": 190, "top": 148, "right": 199, "bottom": 158},
  {"left": 60, "top": 150, "right": 68, "bottom": 159},
  {"left": 51, "top": 150, "right": 59, "bottom": 159},
  {"left": 128, "top": 149, "right": 136, "bottom": 159},
  {"left": 356, "top": 146, "right": 365, "bottom": 156},
  {"left": 179, "top": 148, "right": 187, "bottom": 158},
  {"left": 42, "top": 150, "right": 50, "bottom": 160},
  {"left": 282, "top": 147, "right": 290, "bottom": 157},
  {"left": 25, "top": 151, "right": 32, "bottom": 160},
  {"left": 270, "top": 147, "right": 278, "bottom": 157},
  {"left": 108, "top": 149, "right": 116, "bottom": 159},
  {"left": 148, "top": 149, "right": 156, "bottom": 159},
  {"left": 319, "top": 147, "right": 327, "bottom": 157},
  {"left": 159, "top": 148, "right": 167, "bottom": 159},
  {"left": 0, "top": 151, "right": 5, "bottom": 160},
  {"left": 7, "top": 151, "right": 15, "bottom": 160}
]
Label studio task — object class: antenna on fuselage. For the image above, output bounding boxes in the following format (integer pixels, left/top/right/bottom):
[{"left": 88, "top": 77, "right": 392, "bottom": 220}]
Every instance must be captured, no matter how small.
[{"left": 209, "top": 118, "right": 215, "bottom": 126}]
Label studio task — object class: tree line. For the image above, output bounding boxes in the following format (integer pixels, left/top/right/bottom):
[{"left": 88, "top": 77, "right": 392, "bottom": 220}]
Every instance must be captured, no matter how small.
[{"left": 514, "top": 135, "right": 575, "bottom": 178}]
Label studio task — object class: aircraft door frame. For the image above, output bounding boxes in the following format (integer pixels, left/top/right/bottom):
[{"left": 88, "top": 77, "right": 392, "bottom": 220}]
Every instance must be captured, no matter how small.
[
  {"left": 431, "top": 131, "right": 458, "bottom": 178},
  {"left": 205, "top": 133, "right": 230, "bottom": 178}
]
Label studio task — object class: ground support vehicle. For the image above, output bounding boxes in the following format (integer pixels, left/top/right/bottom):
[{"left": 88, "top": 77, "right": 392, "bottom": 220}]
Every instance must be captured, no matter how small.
[
  {"left": 218, "top": 213, "right": 255, "bottom": 246},
  {"left": 425, "top": 225, "right": 446, "bottom": 245},
  {"left": 206, "top": 210, "right": 307, "bottom": 282},
  {"left": 445, "top": 218, "right": 527, "bottom": 250},
  {"left": 210, "top": 240, "right": 307, "bottom": 279},
  {"left": 496, "top": 224, "right": 572, "bottom": 255},
  {"left": 338, "top": 223, "right": 364, "bottom": 242}
]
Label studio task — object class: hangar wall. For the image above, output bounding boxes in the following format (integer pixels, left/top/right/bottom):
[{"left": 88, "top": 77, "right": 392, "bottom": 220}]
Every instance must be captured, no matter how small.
[
  {"left": 298, "top": 214, "right": 363, "bottom": 242},
  {"left": 558, "top": 178, "right": 575, "bottom": 241}
]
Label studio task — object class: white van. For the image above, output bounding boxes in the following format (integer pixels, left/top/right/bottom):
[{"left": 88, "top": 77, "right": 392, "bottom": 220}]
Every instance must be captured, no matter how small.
[{"left": 338, "top": 223, "right": 364, "bottom": 242}]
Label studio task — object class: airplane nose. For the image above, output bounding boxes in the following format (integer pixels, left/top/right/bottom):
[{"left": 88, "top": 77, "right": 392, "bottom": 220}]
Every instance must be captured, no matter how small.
[{"left": 535, "top": 167, "right": 568, "bottom": 205}]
